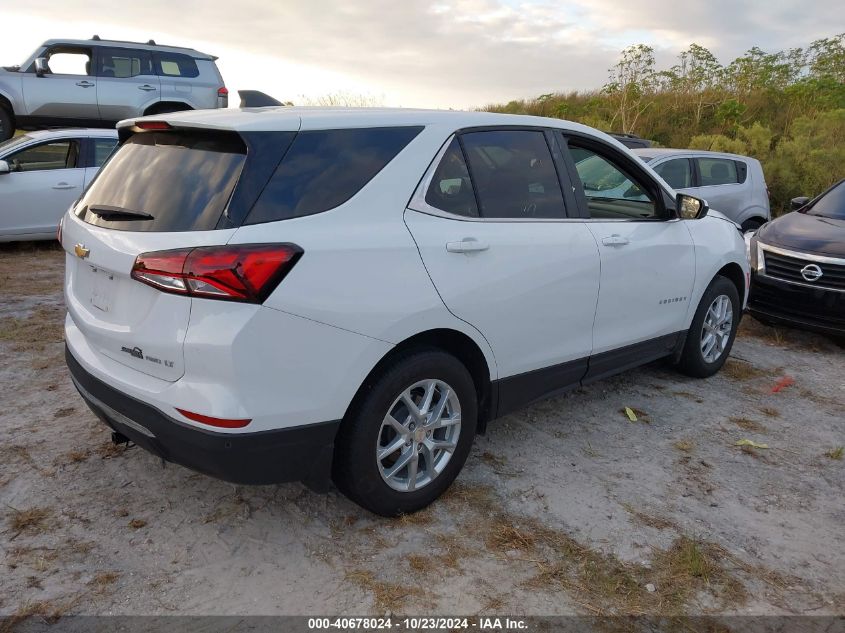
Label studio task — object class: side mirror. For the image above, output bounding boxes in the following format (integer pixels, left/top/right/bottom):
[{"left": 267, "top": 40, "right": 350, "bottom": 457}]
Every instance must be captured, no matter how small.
[
  {"left": 0, "top": 160, "right": 10, "bottom": 175},
  {"left": 676, "top": 193, "right": 708, "bottom": 220},
  {"left": 791, "top": 196, "right": 810, "bottom": 210},
  {"left": 35, "top": 57, "right": 48, "bottom": 77}
]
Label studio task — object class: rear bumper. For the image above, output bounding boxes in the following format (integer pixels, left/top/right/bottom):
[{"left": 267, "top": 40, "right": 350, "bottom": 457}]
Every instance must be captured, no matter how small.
[
  {"left": 748, "top": 273, "right": 845, "bottom": 336},
  {"left": 66, "top": 346, "right": 340, "bottom": 491}
]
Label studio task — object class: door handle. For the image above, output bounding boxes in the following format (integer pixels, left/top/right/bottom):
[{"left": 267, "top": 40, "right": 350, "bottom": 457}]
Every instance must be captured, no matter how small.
[
  {"left": 76, "top": 81, "right": 95, "bottom": 88},
  {"left": 52, "top": 182, "right": 76, "bottom": 190},
  {"left": 138, "top": 84, "right": 157, "bottom": 91},
  {"left": 601, "top": 234, "right": 629, "bottom": 246},
  {"left": 446, "top": 238, "right": 489, "bottom": 254}
]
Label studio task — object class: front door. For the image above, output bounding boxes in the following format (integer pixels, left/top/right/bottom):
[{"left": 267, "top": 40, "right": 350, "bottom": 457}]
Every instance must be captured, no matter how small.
[
  {"left": 21, "top": 45, "right": 100, "bottom": 120},
  {"left": 0, "top": 138, "right": 85, "bottom": 237},
  {"left": 405, "top": 131, "right": 601, "bottom": 402},
  {"left": 563, "top": 138, "right": 696, "bottom": 377}
]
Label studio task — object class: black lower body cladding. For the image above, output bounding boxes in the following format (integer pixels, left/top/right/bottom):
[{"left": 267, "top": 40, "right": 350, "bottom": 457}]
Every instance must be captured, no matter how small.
[{"left": 65, "top": 346, "right": 340, "bottom": 491}]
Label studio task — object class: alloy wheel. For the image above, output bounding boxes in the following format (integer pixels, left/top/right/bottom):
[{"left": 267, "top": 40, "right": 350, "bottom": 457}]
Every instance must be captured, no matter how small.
[
  {"left": 700, "top": 294, "right": 733, "bottom": 363},
  {"left": 376, "top": 379, "right": 461, "bottom": 492}
]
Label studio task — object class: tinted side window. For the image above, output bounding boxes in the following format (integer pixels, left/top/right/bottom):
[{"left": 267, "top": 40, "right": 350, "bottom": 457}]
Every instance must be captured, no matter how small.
[
  {"left": 654, "top": 158, "right": 692, "bottom": 189},
  {"left": 569, "top": 145, "right": 658, "bottom": 219},
  {"left": 7, "top": 140, "right": 80, "bottom": 172},
  {"left": 92, "top": 138, "right": 118, "bottom": 166},
  {"left": 153, "top": 53, "right": 199, "bottom": 78},
  {"left": 424, "top": 137, "right": 479, "bottom": 217},
  {"left": 698, "top": 158, "right": 739, "bottom": 186},
  {"left": 246, "top": 127, "right": 423, "bottom": 224},
  {"left": 460, "top": 130, "right": 566, "bottom": 219},
  {"left": 98, "top": 48, "right": 153, "bottom": 78}
]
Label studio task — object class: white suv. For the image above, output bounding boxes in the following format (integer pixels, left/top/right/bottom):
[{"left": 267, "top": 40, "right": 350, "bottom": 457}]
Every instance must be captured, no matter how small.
[{"left": 61, "top": 108, "right": 748, "bottom": 516}]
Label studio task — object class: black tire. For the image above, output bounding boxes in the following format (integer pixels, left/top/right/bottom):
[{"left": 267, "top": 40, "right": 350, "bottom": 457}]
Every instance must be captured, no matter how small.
[
  {"left": 0, "top": 108, "right": 13, "bottom": 141},
  {"left": 741, "top": 218, "right": 763, "bottom": 233},
  {"left": 676, "top": 275, "right": 741, "bottom": 378},
  {"left": 333, "top": 349, "right": 477, "bottom": 517}
]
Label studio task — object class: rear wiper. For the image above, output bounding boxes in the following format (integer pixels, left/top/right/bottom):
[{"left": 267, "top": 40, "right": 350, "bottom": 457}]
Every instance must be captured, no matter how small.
[{"left": 88, "top": 205, "right": 154, "bottom": 221}]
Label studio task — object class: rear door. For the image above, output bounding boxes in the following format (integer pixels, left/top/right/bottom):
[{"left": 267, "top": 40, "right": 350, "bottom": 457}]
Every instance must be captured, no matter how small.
[
  {"left": 62, "top": 128, "right": 248, "bottom": 381},
  {"left": 405, "top": 129, "right": 601, "bottom": 393},
  {"left": 692, "top": 156, "right": 746, "bottom": 218},
  {"left": 561, "top": 134, "right": 695, "bottom": 376},
  {"left": 95, "top": 48, "right": 160, "bottom": 121},
  {"left": 0, "top": 137, "right": 85, "bottom": 237},
  {"left": 82, "top": 135, "right": 118, "bottom": 187}
]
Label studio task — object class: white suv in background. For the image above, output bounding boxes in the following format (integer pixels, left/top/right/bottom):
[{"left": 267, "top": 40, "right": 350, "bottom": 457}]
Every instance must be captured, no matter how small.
[{"left": 61, "top": 108, "right": 748, "bottom": 516}]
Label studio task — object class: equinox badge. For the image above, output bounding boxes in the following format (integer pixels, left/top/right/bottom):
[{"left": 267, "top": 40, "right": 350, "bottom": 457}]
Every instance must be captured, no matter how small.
[{"left": 74, "top": 243, "right": 90, "bottom": 259}]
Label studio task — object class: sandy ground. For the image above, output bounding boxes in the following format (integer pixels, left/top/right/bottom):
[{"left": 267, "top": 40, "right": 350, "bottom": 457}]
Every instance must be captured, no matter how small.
[{"left": 1, "top": 241, "right": 844, "bottom": 621}]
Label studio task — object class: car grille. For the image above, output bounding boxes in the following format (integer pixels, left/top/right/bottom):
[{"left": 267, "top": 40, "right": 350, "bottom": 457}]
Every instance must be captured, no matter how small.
[
  {"left": 749, "top": 275, "right": 845, "bottom": 330},
  {"left": 762, "top": 248, "right": 845, "bottom": 291}
]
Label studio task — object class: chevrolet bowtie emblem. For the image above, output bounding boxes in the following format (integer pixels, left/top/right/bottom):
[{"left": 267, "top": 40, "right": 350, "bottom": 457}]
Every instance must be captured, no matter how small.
[{"left": 74, "top": 244, "right": 90, "bottom": 259}]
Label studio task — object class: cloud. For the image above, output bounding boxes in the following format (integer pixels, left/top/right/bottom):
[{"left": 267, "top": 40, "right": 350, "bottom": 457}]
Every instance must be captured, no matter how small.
[{"left": 4, "top": 0, "right": 840, "bottom": 108}]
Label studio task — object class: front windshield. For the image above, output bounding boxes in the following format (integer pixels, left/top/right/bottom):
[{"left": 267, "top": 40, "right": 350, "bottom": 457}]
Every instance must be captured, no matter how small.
[
  {"left": 0, "top": 134, "right": 33, "bottom": 155},
  {"left": 806, "top": 180, "right": 845, "bottom": 220}
]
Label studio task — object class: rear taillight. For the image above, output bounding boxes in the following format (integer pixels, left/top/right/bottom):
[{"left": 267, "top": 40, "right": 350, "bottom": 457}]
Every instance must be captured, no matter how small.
[
  {"left": 131, "top": 243, "right": 302, "bottom": 303},
  {"left": 217, "top": 87, "right": 229, "bottom": 97}
]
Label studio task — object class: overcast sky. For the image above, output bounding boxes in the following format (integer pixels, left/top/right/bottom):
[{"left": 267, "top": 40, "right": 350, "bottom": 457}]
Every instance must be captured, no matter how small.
[{"left": 1, "top": 1, "right": 839, "bottom": 109}]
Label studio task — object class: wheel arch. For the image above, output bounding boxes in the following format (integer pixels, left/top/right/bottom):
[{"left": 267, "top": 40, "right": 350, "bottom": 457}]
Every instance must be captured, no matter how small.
[
  {"left": 344, "top": 328, "right": 496, "bottom": 434},
  {"left": 0, "top": 92, "right": 14, "bottom": 126},
  {"left": 735, "top": 205, "right": 770, "bottom": 227},
  {"left": 0, "top": 92, "right": 13, "bottom": 114},
  {"left": 716, "top": 261, "right": 746, "bottom": 305},
  {"left": 143, "top": 101, "right": 194, "bottom": 116}
]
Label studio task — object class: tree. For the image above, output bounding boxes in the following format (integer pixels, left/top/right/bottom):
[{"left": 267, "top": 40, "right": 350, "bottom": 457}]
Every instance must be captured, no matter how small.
[
  {"left": 671, "top": 43, "right": 723, "bottom": 125},
  {"left": 603, "top": 44, "right": 657, "bottom": 133}
]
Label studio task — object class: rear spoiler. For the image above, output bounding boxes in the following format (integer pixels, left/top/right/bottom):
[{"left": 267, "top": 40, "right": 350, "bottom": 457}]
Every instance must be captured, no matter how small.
[{"left": 238, "top": 90, "right": 284, "bottom": 108}]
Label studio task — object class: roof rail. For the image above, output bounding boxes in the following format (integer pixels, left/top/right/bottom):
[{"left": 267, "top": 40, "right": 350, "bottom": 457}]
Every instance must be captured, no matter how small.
[{"left": 88, "top": 35, "right": 200, "bottom": 54}]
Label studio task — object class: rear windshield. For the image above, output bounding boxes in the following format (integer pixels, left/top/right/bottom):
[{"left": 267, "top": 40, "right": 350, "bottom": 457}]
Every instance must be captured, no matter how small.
[{"left": 75, "top": 131, "right": 246, "bottom": 232}]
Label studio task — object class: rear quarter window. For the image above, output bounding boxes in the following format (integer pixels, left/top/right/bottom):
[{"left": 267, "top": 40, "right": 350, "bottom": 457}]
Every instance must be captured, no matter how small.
[
  {"left": 245, "top": 126, "right": 422, "bottom": 225},
  {"left": 698, "top": 157, "right": 740, "bottom": 186},
  {"left": 153, "top": 52, "right": 199, "bottom": 78}
]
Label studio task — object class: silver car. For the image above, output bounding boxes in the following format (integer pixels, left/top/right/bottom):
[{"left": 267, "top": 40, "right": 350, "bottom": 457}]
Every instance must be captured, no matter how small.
[
  {"left": 0, "top": 128, "right": 117, "bottom": 241},
  {"left": 634, "top": 148, "right": 770, "bottom": 231},
  {"left": 0, "top": 36, "right": 227, "bottom": 140}
]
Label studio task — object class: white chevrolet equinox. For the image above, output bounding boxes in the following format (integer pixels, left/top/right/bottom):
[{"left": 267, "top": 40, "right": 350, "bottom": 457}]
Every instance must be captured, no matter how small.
[{"left": 61, "top": 108, "right": 748, "bottom": 516}]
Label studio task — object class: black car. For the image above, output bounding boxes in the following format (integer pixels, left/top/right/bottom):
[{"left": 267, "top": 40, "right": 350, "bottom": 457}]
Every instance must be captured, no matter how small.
[
  {"left": 748, "top": 179, "right": 845, "bottom": 337},
  {"left": 607, "top": 132, "right": 652, "bottom": 149}
]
